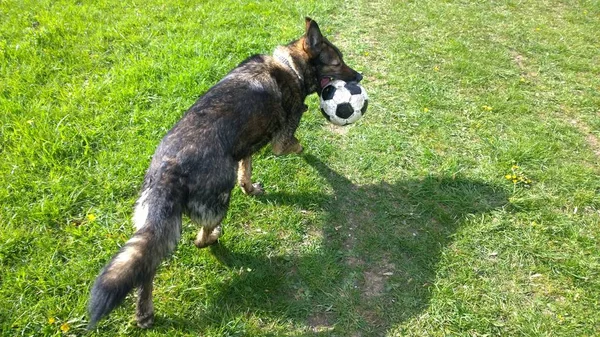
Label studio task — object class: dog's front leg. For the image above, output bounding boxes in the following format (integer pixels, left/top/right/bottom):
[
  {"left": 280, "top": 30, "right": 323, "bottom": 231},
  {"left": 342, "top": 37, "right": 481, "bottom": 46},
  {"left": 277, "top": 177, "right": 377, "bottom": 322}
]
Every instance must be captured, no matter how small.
[
  {"left": 237, "top": 156, "right": 264, "bottom": 196},
  {"left": 271, "top": 104, "right": 307, "bottom": 155},
  {"left": 272, "top": 134, "right": 303, "bottom": 156}
]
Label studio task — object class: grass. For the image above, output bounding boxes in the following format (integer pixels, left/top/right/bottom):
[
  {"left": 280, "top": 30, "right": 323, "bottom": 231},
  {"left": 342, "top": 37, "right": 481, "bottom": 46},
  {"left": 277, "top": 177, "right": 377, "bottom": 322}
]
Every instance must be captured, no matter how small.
[{"left": 1, "top": 0, "right": 599, "bottom": 336}]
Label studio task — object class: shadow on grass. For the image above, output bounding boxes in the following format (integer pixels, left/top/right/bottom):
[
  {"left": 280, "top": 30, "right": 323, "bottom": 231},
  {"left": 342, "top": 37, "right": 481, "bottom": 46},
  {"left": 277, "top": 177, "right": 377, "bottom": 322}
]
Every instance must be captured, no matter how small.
[{"left": 154, "top": 154, "right": 509, "bottom": 336}]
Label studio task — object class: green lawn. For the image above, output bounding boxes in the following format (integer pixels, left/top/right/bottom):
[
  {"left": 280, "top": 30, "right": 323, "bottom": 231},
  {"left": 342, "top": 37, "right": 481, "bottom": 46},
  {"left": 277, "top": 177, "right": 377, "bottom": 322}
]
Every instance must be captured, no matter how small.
[{"left": 1, "top": 0, "right": 599, "bottom": 336}]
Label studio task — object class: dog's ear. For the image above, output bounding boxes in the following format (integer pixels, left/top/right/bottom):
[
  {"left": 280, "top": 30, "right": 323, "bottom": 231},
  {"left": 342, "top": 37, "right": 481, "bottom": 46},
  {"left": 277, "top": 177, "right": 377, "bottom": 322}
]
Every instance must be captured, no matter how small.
[{"left": 304, "top": 17, "right": 323, "bottom": 56}]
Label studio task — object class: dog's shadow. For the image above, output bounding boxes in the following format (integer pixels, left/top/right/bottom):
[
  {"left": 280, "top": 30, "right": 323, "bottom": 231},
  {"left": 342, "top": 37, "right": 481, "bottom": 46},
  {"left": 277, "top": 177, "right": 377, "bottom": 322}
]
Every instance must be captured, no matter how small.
[{"left": 162, "top": 154, "right": 507, "bottom": 335}]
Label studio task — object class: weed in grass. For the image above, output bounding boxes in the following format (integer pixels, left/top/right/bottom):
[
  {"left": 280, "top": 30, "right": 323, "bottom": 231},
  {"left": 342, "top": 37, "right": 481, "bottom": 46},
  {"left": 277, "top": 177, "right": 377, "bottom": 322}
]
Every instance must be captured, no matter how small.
[{"left": 505, "top": 164, "right": 533, "bottom": 188}]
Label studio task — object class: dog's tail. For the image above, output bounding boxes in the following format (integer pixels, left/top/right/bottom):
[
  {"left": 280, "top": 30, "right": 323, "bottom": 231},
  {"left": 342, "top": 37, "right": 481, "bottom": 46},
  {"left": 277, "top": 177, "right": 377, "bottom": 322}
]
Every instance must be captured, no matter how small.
[{"left": 87, "top": 188, "right": 182, "bottom": 329}]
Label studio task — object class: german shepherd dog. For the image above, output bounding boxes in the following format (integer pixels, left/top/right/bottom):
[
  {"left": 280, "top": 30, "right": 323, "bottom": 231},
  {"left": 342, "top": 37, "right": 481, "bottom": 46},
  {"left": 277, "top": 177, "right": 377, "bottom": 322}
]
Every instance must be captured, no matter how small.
[{"left": 88, "top": 17, "right": 362, "bottom": 329}]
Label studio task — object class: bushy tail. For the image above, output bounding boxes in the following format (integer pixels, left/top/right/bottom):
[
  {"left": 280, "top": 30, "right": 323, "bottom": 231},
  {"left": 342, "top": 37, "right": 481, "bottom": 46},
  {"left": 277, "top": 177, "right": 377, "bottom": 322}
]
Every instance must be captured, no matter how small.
[{"left": 87, "top": 194, "right": 181, "bottom": 329}]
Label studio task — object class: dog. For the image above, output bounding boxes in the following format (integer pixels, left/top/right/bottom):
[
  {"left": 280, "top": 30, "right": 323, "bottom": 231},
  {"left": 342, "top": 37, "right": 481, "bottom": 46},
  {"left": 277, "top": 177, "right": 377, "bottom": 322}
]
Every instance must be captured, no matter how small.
[{"left": 88, "top": 17, "right": 362, "bottom": 329}]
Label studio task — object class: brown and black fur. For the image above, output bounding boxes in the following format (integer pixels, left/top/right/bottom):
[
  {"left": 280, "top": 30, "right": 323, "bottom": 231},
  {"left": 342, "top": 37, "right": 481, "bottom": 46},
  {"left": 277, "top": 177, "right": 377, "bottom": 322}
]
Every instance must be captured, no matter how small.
[{"left": 88, "top": 17, "right": 362, "bottom": 329}]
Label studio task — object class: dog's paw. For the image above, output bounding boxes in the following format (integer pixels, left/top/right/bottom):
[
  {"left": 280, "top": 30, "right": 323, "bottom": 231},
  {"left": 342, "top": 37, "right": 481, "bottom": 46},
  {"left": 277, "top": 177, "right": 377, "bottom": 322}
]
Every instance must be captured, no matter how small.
[
  {"left": 289, "top": 142, "right": 304, "bottom": 154},
  {"left": 194, "top": 225, "right": 223, "bottom": 248},
  {"left": 240, "top": 182, "right": 264, "bottom": 196},
  {"left": 248, "top": 182, "right": 265, "bottom": 196},
  {"left": 136, "top": 311, "right": 154, "bottom": 329}
]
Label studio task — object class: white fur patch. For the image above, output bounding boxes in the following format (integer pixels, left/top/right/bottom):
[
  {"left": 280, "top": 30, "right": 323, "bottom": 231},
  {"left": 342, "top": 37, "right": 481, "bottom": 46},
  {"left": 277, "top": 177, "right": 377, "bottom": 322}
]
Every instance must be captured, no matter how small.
[
  {"left": 106, "top": 239, "right": 143, "bottom": 277},
  {"left": 273, "top": 46, "right": 302, "bottom": 81},
  {"left": 188, "top": 201, "right": 222, "bottom": 228},
  {"left": 133, "top": 189, "right": 151, "bottom": 230}
]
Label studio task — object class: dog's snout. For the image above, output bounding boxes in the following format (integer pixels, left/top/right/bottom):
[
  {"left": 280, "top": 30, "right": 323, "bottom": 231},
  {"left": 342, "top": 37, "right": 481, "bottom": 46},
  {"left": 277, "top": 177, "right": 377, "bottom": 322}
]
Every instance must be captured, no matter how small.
[{"left": 354, "top": 73, "right": 363, "bottom": 83}]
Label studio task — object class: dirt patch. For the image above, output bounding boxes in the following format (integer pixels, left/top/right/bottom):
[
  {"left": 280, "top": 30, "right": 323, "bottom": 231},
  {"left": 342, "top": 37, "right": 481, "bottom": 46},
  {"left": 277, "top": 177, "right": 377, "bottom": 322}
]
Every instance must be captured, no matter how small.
[
  {"left": 362, "top": 270, "right": 386, "bottom": 298},
  {"left": 342, "top": 206, "right": 372, "bottom": 265},
  {"left": 570, "top": 119, "right": 600, "bottom": 157},
  {"left": 307, "top": 312, "right": 334, "bottom": 333},
  {"left": 346, "top": 256, "right": 364, "bottom": 267},
  {"left": 511, "top": 51, "right": 527, "bottom": 69},
  {"left": 586, "top": 134, "right": 600, "bottom": 157},
  {"left": 325, "top": 123, "right": 350, "bottom": 135},
  {"left": 510, "top": 50, "right": 538, "bottom": 79},
  {"left": 361, "top": 256, "right": 396, "bottom": 299}
]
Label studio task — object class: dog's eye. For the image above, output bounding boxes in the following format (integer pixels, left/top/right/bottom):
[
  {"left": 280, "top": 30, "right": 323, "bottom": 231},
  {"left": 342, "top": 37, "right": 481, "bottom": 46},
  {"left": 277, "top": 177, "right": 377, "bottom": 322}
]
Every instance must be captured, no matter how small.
[{"left": 319, "top": 53, "right": 340, "bottom": 67}]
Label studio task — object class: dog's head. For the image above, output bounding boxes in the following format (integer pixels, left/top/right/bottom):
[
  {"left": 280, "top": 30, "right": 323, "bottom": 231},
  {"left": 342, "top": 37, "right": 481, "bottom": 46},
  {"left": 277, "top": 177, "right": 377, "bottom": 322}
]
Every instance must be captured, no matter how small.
[{"left": 302, "top": 17, "right": 363, "bottom": 94}]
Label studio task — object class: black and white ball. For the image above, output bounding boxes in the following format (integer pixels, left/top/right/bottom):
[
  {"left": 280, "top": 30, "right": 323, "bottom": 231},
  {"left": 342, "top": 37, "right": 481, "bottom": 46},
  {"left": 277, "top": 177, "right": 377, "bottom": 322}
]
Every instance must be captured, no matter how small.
[{"left": 319, "top": 80, "right": 368, "bottom": 126}]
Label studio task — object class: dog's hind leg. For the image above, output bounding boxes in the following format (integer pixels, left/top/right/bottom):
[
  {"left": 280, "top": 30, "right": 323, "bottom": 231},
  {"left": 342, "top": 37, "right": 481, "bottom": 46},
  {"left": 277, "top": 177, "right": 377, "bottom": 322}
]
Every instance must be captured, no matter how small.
[
  {"left": 189, "top": 188, "right": 232, "bottom": 249},
  {"left": 195, "top": 223, "right": 223, "bottom": 249},
  {"left": 192, "top": 203, "right": 226, "bottom": 248},
  {"left": 88, "top": 186, "right": 184, "bottom": 329},
  {"left": 136, "top": 271, "right": 155, "bottom": 328},
  {"left": 190, "top": 160, "right": 237, "bottom": 248},
  {"left": 237, "top": 156, "right": 264, "bottom": 196}
]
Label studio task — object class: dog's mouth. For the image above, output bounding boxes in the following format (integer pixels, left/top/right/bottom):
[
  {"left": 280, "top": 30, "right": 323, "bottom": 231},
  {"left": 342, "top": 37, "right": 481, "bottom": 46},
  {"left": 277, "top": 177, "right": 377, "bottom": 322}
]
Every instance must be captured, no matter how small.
[{"left": 320, "top": 76, "right": 333, "bottom": 88}]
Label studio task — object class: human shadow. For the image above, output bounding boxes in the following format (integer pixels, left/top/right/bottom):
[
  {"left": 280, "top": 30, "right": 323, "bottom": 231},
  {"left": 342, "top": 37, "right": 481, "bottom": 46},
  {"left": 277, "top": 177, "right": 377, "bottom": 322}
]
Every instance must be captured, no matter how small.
[{"left": 155, "top": 154, "right": 508, "bottom": 336}]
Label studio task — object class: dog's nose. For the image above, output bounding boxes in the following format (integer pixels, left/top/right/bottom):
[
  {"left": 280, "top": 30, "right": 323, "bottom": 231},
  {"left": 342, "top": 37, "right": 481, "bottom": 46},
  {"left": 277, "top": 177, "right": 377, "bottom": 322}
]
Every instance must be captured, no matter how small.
[{"left": 354, "top": 73, "right": 363, "bottom": 83}]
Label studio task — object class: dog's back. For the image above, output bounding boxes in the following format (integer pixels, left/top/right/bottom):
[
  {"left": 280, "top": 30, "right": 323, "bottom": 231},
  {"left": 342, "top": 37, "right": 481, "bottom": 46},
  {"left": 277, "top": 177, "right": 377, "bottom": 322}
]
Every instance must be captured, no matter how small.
[{"left": 160, "top": 54, "right": 302, "bottom": 161}]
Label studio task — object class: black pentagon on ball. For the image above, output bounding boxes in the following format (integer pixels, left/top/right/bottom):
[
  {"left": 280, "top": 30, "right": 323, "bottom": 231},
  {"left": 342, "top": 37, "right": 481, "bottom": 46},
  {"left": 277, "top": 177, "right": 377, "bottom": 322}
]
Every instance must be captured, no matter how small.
[
  {"left": 321, "top": 85, "right": 337, "bottom": 100},
  {"left": 344, "top": 82, "right": 362, "bottom": 95},
  {"left": 360, "top": 99, "right": 368, "bottom": 115},
  {"left": 320, "top": 107, "right": 332, "bottom": 121},
  {"left": 336, "top": 102, "right": 355, "bottom": 119}
]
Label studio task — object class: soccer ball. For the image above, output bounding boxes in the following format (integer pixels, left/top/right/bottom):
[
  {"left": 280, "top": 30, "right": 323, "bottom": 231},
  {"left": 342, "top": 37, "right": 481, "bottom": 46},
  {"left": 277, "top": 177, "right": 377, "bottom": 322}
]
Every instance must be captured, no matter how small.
[{"left": 319, "top": 80, "right": 368, "bottom": 126}]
